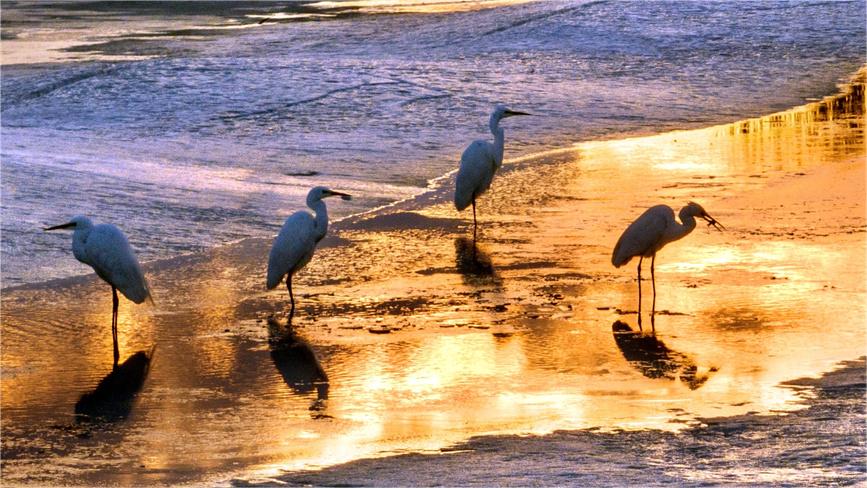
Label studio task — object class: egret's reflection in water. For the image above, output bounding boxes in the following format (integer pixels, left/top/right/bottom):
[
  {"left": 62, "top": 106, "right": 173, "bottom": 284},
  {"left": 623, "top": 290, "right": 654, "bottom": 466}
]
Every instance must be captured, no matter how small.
[
  {"left": 75, "top": 348, "right": 154, "bottom": 423},
  {"left": 612, "top": 321, "right": 716, "bottom": 390},
  {"left": 1, "top": 73, "right": 863, "bottom": 486},
  {"left": 267, "top": 318, "right": 329, "bottom": 414},
  {"left": 454, "top": 237, "right": 499, "bottom": 284}
]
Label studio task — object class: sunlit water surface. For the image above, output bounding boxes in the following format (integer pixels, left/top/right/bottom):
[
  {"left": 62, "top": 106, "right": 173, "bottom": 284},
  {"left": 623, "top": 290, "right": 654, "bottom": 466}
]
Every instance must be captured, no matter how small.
[
  {"left": 1, "top": 71, "right": 863, "bottom": 485},
  {"left": 2, "top": 0, "right": 865, "bottom": 287}
]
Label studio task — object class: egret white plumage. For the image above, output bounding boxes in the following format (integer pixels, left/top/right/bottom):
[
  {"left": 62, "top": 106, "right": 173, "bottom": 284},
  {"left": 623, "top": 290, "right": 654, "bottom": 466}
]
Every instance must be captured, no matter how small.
[
  {"left": 611, "top": 202, "right": 724, "bottom": 331},
  {"left": 267, "top": 186, "right": 351, "bottom": 322},
  {"left": 455, "top": 104, "right": 530, "bottom": 240},
  {"left": 45, "top": 216, "right": 152, "bottom": 367}
]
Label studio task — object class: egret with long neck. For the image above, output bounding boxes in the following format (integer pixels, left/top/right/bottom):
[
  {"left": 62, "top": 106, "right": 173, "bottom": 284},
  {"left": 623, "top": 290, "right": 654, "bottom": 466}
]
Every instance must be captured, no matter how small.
[
  {"left": 611, "top": 202, "right": 724, "bottom": 331},
  {"left": 267, "top": 186, "right": 351, "bottom": 323},
  {"left": 454, "top": 104, "right": 530, "bottom": 241},
  {"left": 45, "top": 215, "right": 152, "bottom": 368}
]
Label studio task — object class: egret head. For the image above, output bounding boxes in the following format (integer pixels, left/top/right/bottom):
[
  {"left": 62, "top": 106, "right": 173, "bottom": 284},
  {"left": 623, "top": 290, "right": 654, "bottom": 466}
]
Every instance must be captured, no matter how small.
[
  {"left": 685, "top": 202, "right": 724, "bottom": 231},
  {"left": 44, "top": 215, "right": 94, "bottom": 232},
  {"left": 492, "top": 104, "right": 531, "bottom": 123},
  {"left": 307, "top": 186, "right": 352, "bottom": 206}
]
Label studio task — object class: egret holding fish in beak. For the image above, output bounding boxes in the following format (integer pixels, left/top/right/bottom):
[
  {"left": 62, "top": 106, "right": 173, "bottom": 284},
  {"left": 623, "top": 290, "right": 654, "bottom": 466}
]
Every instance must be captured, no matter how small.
[{"left": 612, "top": 202, "right": 724, "bottom": 331}]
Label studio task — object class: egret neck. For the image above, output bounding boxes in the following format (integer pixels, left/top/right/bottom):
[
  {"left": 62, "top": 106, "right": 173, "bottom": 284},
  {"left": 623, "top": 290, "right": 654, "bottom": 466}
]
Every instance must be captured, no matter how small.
[
  {"left": 71, "top": 217, "right": 95, "bottom": 264},
  {"left": 662, "top": 205, "right": 699, "bottom": 246},
  {"left": 489, "top": 111, "right": 505, "bottom": 169},
  {"left": 308, "top": 196, "right": 329, "bottom": 242}
]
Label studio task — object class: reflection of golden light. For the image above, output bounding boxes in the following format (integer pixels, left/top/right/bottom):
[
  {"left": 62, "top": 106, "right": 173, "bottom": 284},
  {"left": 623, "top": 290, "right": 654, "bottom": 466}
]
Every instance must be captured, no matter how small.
[
  {"left": 3, "top": 69, "right": 864, "bottom": 487},
  {"left": 193, "top": 277, "right": 241, "bottom": 378},
  {"left": 297, "top": 430, "right": 321, "bottom": 439},
  {"left": 652, "top": 160, "right": 708, "bottom": 171},
  {"left": 576, "top": 69, "right": 864, "bottom": 181},
  {"left": 309, "top": 0, "right": 535, "bottom": 14},
  {"left": 662, "top": 246, "right": 740, "bottom": 273},
  {"left": 222, "top": 70, "right": 867, "bottom": 481},
  {"left": 362, "top": 373, "right": 391, "bottom": 392},
  {"left": 76, "top": 293, "right": 156, "bottom": 369}
]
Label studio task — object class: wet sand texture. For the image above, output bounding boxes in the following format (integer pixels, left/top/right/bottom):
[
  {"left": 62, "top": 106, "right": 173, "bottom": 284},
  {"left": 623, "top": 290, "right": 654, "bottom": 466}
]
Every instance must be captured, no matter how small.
[
  {"left": 241, "top": 358, "right": 866, "bottom": 487},
  {"left": 1, "top": 72, "right": 865, "bottom": 485}
]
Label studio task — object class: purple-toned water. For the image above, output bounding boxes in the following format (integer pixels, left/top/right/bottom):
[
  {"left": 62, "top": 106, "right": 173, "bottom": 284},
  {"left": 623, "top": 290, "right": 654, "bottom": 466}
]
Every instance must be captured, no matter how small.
[
  {"left": 2, "top": 0, "right": 864, "bottom": 288},
  {"left": 1, "top": 2, "right": 865, "bottom": 486}
]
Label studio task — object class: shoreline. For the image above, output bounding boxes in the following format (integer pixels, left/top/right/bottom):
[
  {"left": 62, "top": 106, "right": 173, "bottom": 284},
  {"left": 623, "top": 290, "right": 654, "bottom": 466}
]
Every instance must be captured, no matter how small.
[
  {"left": 1, "top": 69, "right": 864, "bottom": 486},
  {"left": 238, "top": 356, "right": 866, "bottom": 486},
  {"left": 4, "top": 66, "right": 863, "bottom": 294}
]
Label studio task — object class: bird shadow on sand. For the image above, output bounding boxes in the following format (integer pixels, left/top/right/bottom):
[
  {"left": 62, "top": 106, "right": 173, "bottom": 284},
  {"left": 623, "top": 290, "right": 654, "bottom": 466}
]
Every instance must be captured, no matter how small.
[
  {"left": 75, "top": 347, "right": 154, "bottom": 423},
  {"left": 267, "top": 318, "right": 330, "bottom": 417},
  {"left": 454, "top": 237, "right": 501, "bottom": 287},
  {"left": 455, "top": 237, "right": 514, "bottom": 337},
  {"left": 612, "top": 321, "right": 716, "bottom": 390}
]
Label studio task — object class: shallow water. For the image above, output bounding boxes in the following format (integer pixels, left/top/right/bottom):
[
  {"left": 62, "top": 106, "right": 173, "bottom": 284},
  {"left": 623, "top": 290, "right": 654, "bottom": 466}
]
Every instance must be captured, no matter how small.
[
  {"left": 1, "top": 70, "right": 864, "bottom": 485},
  {"left": 250, "top": 358, "right": 866, "bottom": 486},
  {"left": 2, "top": 0, "right": 865, "bottom": 287}
]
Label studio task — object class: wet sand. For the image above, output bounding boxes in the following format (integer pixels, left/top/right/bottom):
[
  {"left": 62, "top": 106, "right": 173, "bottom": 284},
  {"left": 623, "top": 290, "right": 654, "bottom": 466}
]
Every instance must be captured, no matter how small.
[
  {"left": 240, "top": 357, "right": 866, "bottom": 486},
  {"left": 1, "top": 72, "right": 865, "bottom": 485}
]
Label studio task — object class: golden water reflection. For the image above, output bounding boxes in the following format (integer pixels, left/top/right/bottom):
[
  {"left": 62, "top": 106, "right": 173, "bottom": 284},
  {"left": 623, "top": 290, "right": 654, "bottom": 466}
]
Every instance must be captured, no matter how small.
[
  {"left": 1, "top": 71, "right": 864, "bottom": 485},
  {"left": 309, "top": 0, "right": 536, "bottom": 14}
]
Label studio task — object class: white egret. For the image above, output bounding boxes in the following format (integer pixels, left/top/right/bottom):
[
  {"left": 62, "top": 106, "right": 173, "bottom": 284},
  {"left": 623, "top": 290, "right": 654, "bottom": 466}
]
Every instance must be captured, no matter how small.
[
  {"left": 611, "top": 202, "right": 724, "bottom": 331},
  {"left": 45, "top": 216, "right": 152, "bottom": 367},
  {"left": 454, "top": 104, "right": 530, "bottom": 240},
  {"left": 267, "top": 186, "right": 351, "bottom": 322}
]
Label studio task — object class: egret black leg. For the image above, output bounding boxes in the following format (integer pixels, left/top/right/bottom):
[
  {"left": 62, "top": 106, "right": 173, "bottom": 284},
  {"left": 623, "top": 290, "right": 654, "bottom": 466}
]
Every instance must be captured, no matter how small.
[
  {"left": 287, "top": 274, "right": 295, "bottom": 325},
  {"left": 637, "top": 257, "right": 643, "bottom": 331},
  {"left": 111, "top": 285, "right": 119, "bottom": 368},
  {"left": 472, "top": 196, "right": 477, "bottom": 243},
  {"left": 650, "top": 253, "right": 656, "bottom": 333}
]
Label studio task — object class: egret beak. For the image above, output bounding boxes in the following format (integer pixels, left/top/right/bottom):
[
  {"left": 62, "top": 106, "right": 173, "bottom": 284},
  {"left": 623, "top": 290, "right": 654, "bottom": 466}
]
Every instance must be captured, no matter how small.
[
  {"left": 326, "top": 190, "right": 352, "bottom": 201},
  {"left": 503, "top": 109, "right": 531, "bottom": 117},
  {"left": 702, "top": 213, "right": 725, "bottom": 231},
  {"left": 44, "top": 222, "right": 76, "bottom": 231}
]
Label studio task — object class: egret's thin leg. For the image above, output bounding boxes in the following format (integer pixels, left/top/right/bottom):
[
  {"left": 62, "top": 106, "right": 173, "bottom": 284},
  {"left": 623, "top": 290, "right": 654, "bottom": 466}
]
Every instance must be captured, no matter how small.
[
  {"left": 637, "top": 257, "right": 643, "bottom": 331},
  {"left": 472, "top": 196, "right": 477, "bottom": 242},
  {"left": 111, "top": 285, "right": 119, "bottom": 368},
  {"left": 287, "top": 274, "right": 295, "bottom": 325},
  {"left": 650, "top": 253, "right": 656, "bottom": 333}
]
